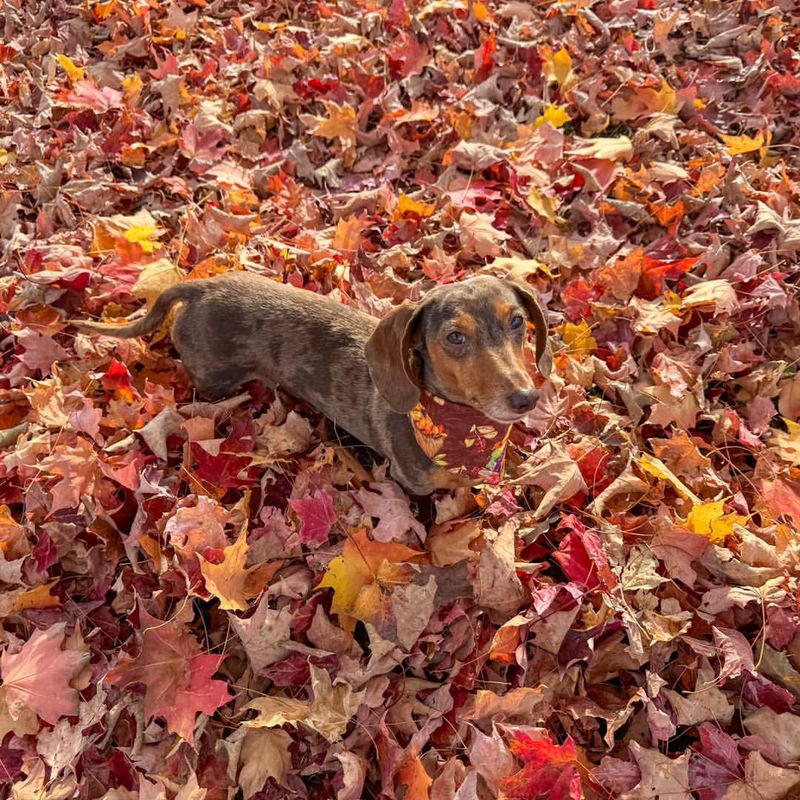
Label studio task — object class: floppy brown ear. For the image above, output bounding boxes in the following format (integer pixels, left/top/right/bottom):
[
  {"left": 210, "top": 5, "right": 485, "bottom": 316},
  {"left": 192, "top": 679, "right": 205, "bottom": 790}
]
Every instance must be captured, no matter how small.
[
  {"left": 506, "top": 279, "right": 552, "bottom": 377},
  {"left": 365, "top": 301, "right": 423, "bottom": 413}
]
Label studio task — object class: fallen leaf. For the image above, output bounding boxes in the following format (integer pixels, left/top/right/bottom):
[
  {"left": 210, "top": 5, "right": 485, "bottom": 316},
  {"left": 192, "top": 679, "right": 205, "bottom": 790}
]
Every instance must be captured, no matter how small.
[
  {"left": 0, "top": 623, "right": 89, "bottom": 725},
  {"left": 685, "top": 501, "right": 747, "bottom": 543},
  {"left": 289, "top": 489, "right": 338, "bottom": 546},
  {"left": 199, "top": 528, "right": 279, "bottom": 610}
]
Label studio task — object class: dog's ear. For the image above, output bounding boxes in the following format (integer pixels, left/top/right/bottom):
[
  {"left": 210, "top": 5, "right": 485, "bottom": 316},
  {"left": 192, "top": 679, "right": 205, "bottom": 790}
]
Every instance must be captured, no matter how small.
[
  {"left": 365, "top": 301, "right": 423, "bottom": 413},
  {"left": 506, "top": 279, "right": 552, "bottom": 377}
]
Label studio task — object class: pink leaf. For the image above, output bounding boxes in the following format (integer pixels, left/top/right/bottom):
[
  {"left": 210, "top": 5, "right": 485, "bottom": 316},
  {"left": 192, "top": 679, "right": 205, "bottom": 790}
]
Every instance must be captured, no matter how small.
[{"left": 290, "top": 489, "right": 338, "bottom": 546}]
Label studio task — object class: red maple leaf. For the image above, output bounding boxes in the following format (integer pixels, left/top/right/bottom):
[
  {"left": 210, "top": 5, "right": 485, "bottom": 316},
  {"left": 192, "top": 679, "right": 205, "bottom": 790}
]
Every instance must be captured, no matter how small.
[
  {"left": 100, "top": 359, "right": 136, "bottom": 402},
  {"left": 289, "top": 488, "right": 338, "bottom": 545},
  {"left": 500, "top": 730, "right": 581, "bottom": 800},
  {"left": 168, "top": 655, "right": 232, "bottom": 744},
  {"left": 386, "top": 32, "right": 429, "bottom": 79},
  {"left": 555, "top": 516, "right": 617, "bottom": 591},
  {"left": 105, "top": 605, "right": 230, "bottom": 745}
]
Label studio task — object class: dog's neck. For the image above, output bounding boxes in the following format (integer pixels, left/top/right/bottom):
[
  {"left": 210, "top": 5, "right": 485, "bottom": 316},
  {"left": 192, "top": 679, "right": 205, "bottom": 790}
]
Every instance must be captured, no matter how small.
[{"left": 408, "top": 391, "right": 513, "bottom": 484}]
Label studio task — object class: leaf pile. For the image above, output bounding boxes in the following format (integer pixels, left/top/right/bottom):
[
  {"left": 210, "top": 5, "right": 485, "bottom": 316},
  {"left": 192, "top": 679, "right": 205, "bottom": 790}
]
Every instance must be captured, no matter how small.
[{"left": 2, "top": 0, "right": 800, "bottom": 798}]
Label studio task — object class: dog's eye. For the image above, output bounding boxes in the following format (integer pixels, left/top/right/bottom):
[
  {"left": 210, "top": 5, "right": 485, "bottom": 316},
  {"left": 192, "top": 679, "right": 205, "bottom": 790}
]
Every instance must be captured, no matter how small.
[
  {"left": 510, "top": 314, "right": 525, "bottom": 330},
  {"left": 447, "top": 331, "right": 466, "bottom": 345}
]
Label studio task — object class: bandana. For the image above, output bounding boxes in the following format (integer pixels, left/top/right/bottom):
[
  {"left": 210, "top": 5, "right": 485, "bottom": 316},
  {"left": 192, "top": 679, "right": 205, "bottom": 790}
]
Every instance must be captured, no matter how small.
[{"left": 409, "top": 391, "right": 513, "bottom": 484}]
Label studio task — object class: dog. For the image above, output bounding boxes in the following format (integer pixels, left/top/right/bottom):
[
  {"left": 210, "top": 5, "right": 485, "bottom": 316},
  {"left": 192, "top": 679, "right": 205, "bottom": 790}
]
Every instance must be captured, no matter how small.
[{"left": 75, "top": 272, "right": 551, "bottom": 495}]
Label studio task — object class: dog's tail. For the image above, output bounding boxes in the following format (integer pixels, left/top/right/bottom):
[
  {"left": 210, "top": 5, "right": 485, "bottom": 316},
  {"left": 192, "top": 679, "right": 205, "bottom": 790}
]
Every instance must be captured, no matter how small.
[{"left": 74, "top": 283, "right": 199, "bottom": 338}]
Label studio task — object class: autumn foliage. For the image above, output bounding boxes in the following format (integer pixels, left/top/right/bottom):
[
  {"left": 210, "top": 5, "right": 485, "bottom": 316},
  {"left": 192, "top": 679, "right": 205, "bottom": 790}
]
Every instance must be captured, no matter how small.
[{"left": 2, "top": 0, "right": 800, "bottom": 798}]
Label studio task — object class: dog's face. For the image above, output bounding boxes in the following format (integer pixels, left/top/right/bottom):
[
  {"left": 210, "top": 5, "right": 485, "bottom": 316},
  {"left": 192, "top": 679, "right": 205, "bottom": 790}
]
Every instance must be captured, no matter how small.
[{"left": 366, "top": 276, "right": 551, "bottom": 422}]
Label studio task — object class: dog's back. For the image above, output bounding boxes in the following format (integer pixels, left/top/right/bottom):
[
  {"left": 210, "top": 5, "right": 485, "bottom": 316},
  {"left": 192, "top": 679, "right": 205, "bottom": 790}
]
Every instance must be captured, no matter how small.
[{"left": 77, "top": 272, "right": 398, "bottom": 461}]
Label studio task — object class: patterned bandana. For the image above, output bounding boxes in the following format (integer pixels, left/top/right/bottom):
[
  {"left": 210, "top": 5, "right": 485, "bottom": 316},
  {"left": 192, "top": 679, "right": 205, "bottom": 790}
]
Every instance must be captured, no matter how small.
[{"left": 409, "top": 391, "right": 513, "bottom": 484}]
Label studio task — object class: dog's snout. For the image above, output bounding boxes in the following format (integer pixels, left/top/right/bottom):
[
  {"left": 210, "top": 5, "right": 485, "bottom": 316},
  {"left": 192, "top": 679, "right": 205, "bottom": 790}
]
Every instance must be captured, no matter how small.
[{"left": 508, "top": 388, "right": 538, "bottom": 415}]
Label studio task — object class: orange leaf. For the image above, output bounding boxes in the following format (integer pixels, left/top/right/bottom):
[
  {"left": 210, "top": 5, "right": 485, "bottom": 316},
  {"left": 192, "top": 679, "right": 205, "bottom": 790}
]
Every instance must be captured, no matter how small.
[
  {"left": 649, "top": 200, "right": 684, "bottom": 236},
  {"left": 0, "top": 505, "right": 29, "bottom": 558},
  {"left": 199, "top": 527, "right": 280, "bottom": 611},
  {"left": 394, "top": 194, "right": 436, "bottom": 221},
  {"left": 500, "top": 730, "right": 580, "bottom": 800},
  {"left": 317, "top": 530, "right": 421, "bottom": 628},
  {"left": 332, "top": 216, "right": 369, "bottom": 253},
  {"left": 396, "top": 755, "right": 431, "bottom": 800},
  {"left": 314, "top": 102, "right": 357, "bottom": 149}
]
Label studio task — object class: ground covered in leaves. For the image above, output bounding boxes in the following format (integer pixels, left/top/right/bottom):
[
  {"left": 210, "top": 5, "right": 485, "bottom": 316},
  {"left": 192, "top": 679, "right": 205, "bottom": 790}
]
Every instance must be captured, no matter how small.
[{"left": 2, "top": 0, "right": 800, "bottom": 797}]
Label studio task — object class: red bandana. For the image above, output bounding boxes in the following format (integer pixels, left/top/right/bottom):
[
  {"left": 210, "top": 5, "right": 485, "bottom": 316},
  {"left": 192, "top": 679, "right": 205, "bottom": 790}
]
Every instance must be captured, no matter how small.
[{"left": 409, "top": 391, "right": 513, "bottom": 484}]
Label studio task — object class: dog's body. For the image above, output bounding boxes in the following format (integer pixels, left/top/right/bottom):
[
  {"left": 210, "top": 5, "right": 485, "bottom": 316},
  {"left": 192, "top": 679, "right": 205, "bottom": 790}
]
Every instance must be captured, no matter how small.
[{"left": 76, "top": 272, "right": 550, "bottom": 495}]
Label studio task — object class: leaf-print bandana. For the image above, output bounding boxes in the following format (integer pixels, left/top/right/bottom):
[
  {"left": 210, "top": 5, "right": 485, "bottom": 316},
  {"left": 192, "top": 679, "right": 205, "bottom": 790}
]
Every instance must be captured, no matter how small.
[{"left": 409, "top": 391, "right": 513, "bottom": 484}]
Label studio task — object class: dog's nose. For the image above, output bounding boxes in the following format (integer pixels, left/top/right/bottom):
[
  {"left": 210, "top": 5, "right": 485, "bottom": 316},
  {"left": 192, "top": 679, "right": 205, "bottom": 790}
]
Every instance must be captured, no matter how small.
[{"left": 508, "top": 388, "right": 538, "bottom": 414}]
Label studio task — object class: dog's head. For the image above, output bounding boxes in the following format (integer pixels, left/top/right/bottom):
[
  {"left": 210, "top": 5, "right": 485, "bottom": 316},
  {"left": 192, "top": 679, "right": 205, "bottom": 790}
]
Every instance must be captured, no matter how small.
[{"left": 365, "top": 275, "right": 551, "bottom": 423}]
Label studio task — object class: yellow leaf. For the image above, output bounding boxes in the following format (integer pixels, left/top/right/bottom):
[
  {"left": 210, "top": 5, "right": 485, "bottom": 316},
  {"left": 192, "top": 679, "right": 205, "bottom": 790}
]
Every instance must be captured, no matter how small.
[
  {"left": 122, "top": 73, "right": 143, "bottom": 107},
  {"left": 122, "top": 224, "right": 162, "bottom": 253},
  {"left": 541, "top": 46, "right": 573, "bottom": 86},
  {"left": 685, "top": 500, "right": 747, "bottom": 543},
  {"left": 720, "top": 131, "right": 764, "bottom": 156},
  {"left": 199, "top": 528, "right": 280, "bottom": 611},
  {"left": 91, "top": 210, "right": 166, "bottom": 259},
  {"left": 394, "top": 194, "right": 436, "bottom": 220},
  {"left": 317, "top": 530, "right": 420, "bottom": 628},
  {"left": 488, "top": 256, "right": 555, "bottom": 280},
  {"left": 526, "top": 188, "right": 565, "bottom": 224},
  {"left": 561, "top": 320, "right": 597, "bottom": 357},
  {"left": 131, "top": 259, "right": 183, "bottom": 304},
  {"left": 55, "top": 54, "right": 85, "bottom": 82},
  {"left": 10, "top": 581, "right": 61, "bottom": 613},
  {"left": 313, "top": 102, "right": 357, "bottom": 149},
  {"left": 638, "top": 454, "right": 702, "bottom": 504},
  {"left": 769, "top": 419, "right": 800, "bottom": 466},
  {"left": 535, "top": 104, "right": 572, "bottom": 129}
]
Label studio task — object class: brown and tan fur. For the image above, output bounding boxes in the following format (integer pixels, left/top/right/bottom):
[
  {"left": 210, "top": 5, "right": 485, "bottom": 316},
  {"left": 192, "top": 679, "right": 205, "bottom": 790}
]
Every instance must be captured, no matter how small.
[{"left": 74, "top": 272, "right": 551, "bottom": 495}]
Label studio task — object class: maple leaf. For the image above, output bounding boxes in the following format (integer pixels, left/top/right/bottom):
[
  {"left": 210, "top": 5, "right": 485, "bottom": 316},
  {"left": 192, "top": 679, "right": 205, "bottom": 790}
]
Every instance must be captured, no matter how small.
[
  {"left": 394, "top": 194, "right": 436, "bottom": 221},
  {"left": 395, "top": 753, "right": 432, "bottom": 800},
  {"left": 289, "top": 489, "right": 338, "bottom": 546},
  {"left": 169, "top": 655, "right": 232, "bottom": 744},
  {"left": 245, "top": 665, "right": 364, "bottom": 743},
  {"left": 0, "top": 623, "right": 89, "bottom": 725},
  {"left": 354, "top": 482, "right": 426, "bottom": 543},
  {"left": 100, "top": 358, "right": 136, "bottom": 402},
  {"left": 131, "top": 258, "right": 183, "bottom": 303},
  {"left": 64, "top": 79, "right": 124, "bottom": 113},
  {"left": 39, "top": 438, "right": 103, "bottom": 512},
  {"left": 313, "top": 101, "right": 357, "bottom": 149},
  {"left": 685, "top": 501, "right": 747, "bottom": 543},
  {"left": 166, "top": 495, "right": 231, "bottom": 563},
  {"left": 331, "top": 216, "right": 369, "bottom": 253},
  {"left": 499, "top": 729, "right": 581, "bottom": 800},
  {"left": 386, "top": 31, "right": 429, "bottom": 78},
  {"left": 561, "top": 320, "right": 597, "bottom": 357},
  {"left": 55, "top": 54, "right": 85, "bottom": 82},
  {"left": 199, "top": 528, "right": 280, "bottom": 610},
  {"left": 16, "top": 331, "right": 70, "bottom": 374},
  {"left": 0, "top": 505, "right": 29, "bottom": 559},
  {"left": 317, "top": 529, "right": 421, "bottom": 627},
  {"left": 535, "top": 105, "right": 572, "bottom": 129},
  {"left": 555, "top": 517, "right": 617, "bottom": 590},
  {"left": 105, "top": 605, "right": 230, "bottom": 744},
  {"left": 459, "top": 210, "right": 509, "bottom": 258},
  {"left": 720, "top": 130, "right": 766, "bottom": 156},
  {"left": 540, "top": 45, "right": 573, "bottom": 87}
]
